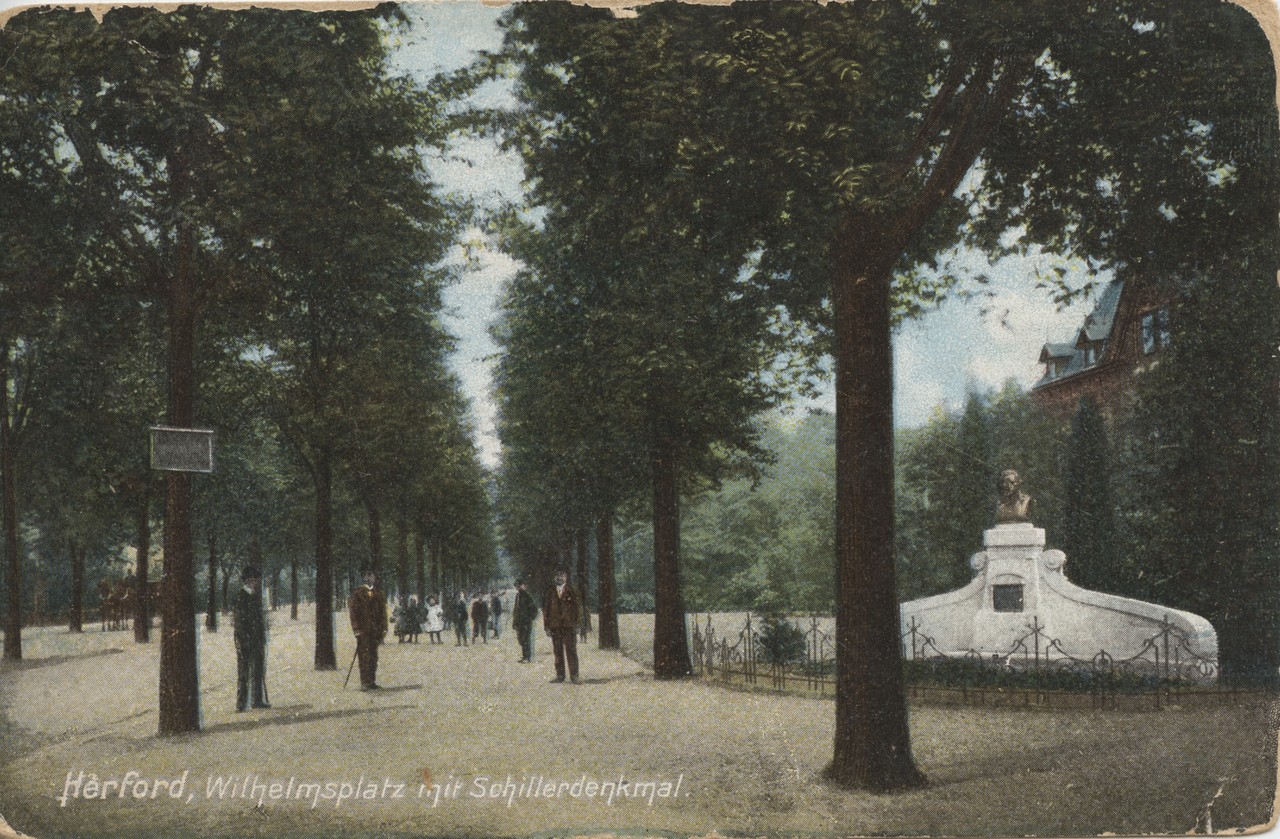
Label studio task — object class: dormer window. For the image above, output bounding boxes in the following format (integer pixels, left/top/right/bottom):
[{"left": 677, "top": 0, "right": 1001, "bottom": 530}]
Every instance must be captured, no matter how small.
[{"left": 1142, "top": 308, "right": 1171, "bottom": 355}]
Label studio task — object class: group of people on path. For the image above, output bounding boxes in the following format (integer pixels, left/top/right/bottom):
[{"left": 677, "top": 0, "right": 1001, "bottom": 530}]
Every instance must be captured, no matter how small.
[
  {"left": 445, "top": 589, "right": 506, "bottom": 646},
  {"left": 232, "top": 564, "right": 588, "bottom": 706}
]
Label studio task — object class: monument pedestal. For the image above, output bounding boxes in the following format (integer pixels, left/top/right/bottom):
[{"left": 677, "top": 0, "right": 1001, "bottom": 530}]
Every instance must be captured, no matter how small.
[{"left": 900, "top": 522, "right": 1217, "bottom": 668}]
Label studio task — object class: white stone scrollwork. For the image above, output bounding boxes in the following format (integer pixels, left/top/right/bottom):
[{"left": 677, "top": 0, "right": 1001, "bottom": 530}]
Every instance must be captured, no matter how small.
[
  {"left": 969, "top": 551, "right": 988, "bottom": 572},
  {"left": 1041, "top": 549, "right": 1067, "bottom": 572}
]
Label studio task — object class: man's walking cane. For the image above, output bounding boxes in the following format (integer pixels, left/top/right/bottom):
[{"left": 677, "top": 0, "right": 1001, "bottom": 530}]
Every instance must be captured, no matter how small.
[{"left": 343, "top": 643, "right": 359, "bottom": 689}]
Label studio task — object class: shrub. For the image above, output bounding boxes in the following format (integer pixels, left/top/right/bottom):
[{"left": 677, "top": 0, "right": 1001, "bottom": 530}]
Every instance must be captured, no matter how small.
[{"left": 757, "top": 614, "right": 806, "bottom": 666}]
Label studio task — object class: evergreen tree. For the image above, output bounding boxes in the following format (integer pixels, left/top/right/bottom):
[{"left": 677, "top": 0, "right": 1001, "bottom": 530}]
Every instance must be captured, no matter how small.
[{"left": 1062, "top": 397, "right": 1117, "bottom": 592}]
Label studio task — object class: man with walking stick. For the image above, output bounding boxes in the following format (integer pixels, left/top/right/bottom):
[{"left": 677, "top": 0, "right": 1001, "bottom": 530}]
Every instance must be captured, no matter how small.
[{"left": 348, "top": 568, "right": 388, "bottom": 690}]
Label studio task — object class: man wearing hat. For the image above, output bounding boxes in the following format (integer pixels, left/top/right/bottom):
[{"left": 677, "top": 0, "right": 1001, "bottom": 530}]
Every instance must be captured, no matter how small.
[
  {"left": 512, "top": 579, "right": 538, "bottom": 663},
  {"left": 348, "top": 568, "right": 388, "bottom": 690},
  {"left": 234, "top": 565, "right": 270, "bottom": 711},
  {"left": 543, "top": 569, "right": 580, "bottom": 683}
]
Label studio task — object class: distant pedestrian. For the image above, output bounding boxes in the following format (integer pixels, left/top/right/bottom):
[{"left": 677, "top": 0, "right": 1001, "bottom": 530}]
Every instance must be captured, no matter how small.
[
  {"left": 234, "top": 565, "right": 270, "bottom": 711},
  {"left": 348, "top": 568, "right": 388, "bottom": 690},
  {"left": 543, "top": 569, "right": 580, "bottom": 683},
  {"left": 512, "top": 579, "right": 538, "bottom": 663},
  {"left": 489, "top": 590, "right": 504, "bottom": 639},
  {"left": 395, "top": 595, "right": 423, "bottom": 643},
  {"left": 471, "top": 593, "right": 489, "bottom": 643},
  {"left": 424, "top": 596, "right": 444, "bottom": 645},
  {"left": 452, "top": 593, "right": 469, "bottom": 646}
]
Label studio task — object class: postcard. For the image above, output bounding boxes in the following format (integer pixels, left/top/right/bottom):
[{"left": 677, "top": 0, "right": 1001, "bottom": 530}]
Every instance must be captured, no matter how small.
[{"left": 0, "top": 1, "right": 1276, "bottom": 837}]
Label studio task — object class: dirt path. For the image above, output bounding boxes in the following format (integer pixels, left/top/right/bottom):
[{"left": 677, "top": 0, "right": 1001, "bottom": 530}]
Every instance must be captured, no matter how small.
[{"left": 0, "top": 606, "right": 1274, "bottom": 838}]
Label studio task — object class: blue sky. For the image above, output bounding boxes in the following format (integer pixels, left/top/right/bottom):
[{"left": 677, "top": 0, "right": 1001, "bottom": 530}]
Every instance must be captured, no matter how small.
[{"left": 390, "top": 3, "right": 1100, "bottom": 466}]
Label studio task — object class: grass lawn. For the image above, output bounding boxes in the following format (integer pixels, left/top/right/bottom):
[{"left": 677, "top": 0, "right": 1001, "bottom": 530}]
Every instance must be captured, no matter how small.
[{"left": 0, "top": 607, "right": 1273, "bottom": 839}]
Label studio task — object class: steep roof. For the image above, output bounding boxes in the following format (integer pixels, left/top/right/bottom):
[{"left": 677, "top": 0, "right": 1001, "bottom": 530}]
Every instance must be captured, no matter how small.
[
  {"left": 1075, "top": 279, "right": 1124, "bottom": 345},
  {"left": 1034, "top": 279, "right": 1125, "bottom": 389}
]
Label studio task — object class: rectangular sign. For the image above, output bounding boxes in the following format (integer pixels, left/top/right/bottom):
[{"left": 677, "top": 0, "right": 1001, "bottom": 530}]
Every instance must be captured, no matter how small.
[{"left": 149, "top": 426, "right": 215, "bottom": 473}]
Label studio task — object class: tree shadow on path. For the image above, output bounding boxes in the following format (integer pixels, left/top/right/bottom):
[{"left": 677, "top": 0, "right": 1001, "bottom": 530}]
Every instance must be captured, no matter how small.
[
  {"left": 0, "top": 647, "right": 126, "bottom": 672},
  {"left": 572, "top": 673, "right": 648, "bottom": 686},
  {"left": 204, "top": 703, "right": 419, "bottom": 735}
]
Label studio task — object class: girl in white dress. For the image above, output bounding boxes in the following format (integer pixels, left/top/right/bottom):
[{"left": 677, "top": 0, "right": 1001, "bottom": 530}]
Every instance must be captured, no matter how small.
[{"left": 424, "top": 596, "right": 445, "bottom": 644}]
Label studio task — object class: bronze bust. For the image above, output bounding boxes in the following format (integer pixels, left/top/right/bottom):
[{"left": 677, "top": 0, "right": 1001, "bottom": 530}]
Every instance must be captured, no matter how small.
[{"left": 995, "top": 469, "right": 1032, "bottom": 523}]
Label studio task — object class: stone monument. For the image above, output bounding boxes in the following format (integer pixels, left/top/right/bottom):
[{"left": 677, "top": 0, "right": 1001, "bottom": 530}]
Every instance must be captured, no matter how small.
[{"left": 899, "top": 469, "right": 1217, "bottom": 672}]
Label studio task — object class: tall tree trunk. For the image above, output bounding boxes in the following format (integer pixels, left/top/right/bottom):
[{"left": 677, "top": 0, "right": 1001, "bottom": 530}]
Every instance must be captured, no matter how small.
[
  {"left": 576, "top": 527, "right": 592, "bottom": 633},
  {"left": 823, "top": 245, "right": 924, "bottom": 791},
  {"left": 651, "top": 436, "right": 691, "bottom": 678},
  {"left": 432, "top": 536, "right": 442, "bottom": 596},
  {"left": 596, "top": 512, "right": 619, "bottom": 649},
  {"left": 313, "top": 451, "right": 337, "bottom": 669},
  {"left": 2, "top": 343, "right": 22, "bottom": 661},
  {"left": 395, "top": 513, "right": 409, "bottom": 606},
  {"left": 290, "top": 550, "right": 298, "bottom": 620},
  {"left": 205, "top": 532, "right": 218, "bottom": 631},
  {"left": 414, "top": 531, "right": 425, "bottom": 601},
  {"left": 134, "top": 482, "right": 152, "bottom": 643},
  {"left": 367, "top": 503, "right": 382, "bottom": 576},
  {"left": 69, "top": 541, "right": 84, "bottom": 633},
  {"left": 159, "top": 205, "right": 201, "bottom": 735}
]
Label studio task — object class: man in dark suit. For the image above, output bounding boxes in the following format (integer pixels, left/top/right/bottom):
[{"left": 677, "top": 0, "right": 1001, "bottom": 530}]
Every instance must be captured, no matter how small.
[
  {"left": 234, "top": 565, "right": 269, "bottom": 711},
  {"left": 348, "top": 568, "right": 388, "bottom": 690},
  {"left": 452, "top": 592, "right": 469, "bottom": 646},
  {"left": 512, "top": 579, "right": 538, "bottom": 663},
  {"left": 489, "top": 590, "right": 504, "bottom": 639},
  {"left": 543, "top": 569, "right": 580, "bottom": 683},
  {"left": 470, "top": 592, "right": 489, "bottom": 643}
]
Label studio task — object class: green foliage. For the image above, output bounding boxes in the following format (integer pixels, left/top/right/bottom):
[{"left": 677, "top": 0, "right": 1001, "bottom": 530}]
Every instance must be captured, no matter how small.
[
  {"left": 1115, "top": 264, "right": 1280, "bottom": 683},
  {"left": 678, "top": 412, "right": 835, "bottom": 613},
  {"left": 757, "top": 614, "right": 807, "bottom": 667},
  {"left": 0, "top": 6, "right": 496, "bottom": 633}
]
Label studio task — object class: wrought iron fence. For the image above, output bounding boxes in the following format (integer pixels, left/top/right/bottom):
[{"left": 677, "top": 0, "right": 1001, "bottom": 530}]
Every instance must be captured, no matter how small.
[{"left": 689, "top": 611, "right": 1242, "bottom": 710}]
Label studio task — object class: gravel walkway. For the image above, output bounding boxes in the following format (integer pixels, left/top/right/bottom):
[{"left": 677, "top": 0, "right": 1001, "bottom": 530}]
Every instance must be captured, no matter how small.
[{"left": 0, "top": 606, "right": 1273, "bottom": 838}]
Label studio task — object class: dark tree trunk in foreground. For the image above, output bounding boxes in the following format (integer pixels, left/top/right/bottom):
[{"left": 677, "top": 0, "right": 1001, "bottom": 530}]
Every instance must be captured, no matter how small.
[
  {"left": 596, "top": 512, "right": 619, "bottom": 649},
  {"left": 159, "top": 207, "right": 201, "bottom": 735},
  {"left": 205, "top": 532, "right": 218, "bottom": 631},
  {"left": 823, "top": 232, "right": 924, "bottom": 791},
  {"left": 69, "top": 542, "right": 84, "bottom": 633},
  {"left": 134, "top": 483, "right": 152, "bottom": 643},
  {"left": 313, "top": 452, "right": 337, "bottom": 669},
  {"left": 651, "top": 436, "right": 691, "bottom": 678},
  {"left": 576, "top": 527, "right": 591, "bottom": 633},
  {"left": 290, "top": 550, "right": 298, "bottom": 621},
  {"left": 2, "top": 348, "right": 22, "bottom": 661}
]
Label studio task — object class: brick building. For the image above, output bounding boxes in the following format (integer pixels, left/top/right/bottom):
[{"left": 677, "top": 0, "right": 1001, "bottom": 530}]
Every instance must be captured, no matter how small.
[{"left": 1032, "top": 279, "right": 1171, "bottom": 419}]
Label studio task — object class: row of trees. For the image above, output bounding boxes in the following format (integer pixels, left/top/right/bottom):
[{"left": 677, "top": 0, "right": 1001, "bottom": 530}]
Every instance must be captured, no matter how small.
[
  {"left": 487, "top": 0, "right": 1278, "bottom": 791},
  {"left": 0, "top": 7, "right": 497, "bottom": 733}
]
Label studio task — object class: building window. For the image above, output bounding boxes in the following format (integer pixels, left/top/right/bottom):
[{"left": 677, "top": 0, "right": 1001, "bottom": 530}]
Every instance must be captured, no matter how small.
[
  {"left": 1142, "top": 308, "right": 1171, "bottom": 355},
  {"left": 992, "top": 584, "right": 1024, "bottom": 613}
]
